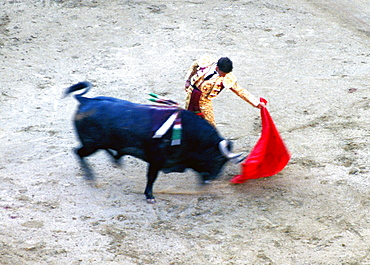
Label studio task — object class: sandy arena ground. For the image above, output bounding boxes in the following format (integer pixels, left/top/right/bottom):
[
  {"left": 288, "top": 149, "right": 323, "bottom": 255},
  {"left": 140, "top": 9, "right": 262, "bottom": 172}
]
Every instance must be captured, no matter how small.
[{"left": 1, "top": 0, "right": 369, "bottom": 264}]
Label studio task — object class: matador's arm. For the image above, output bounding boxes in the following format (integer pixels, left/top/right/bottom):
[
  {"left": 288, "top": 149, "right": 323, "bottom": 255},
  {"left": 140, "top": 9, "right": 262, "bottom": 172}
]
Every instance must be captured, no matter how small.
[
  {"left": 229, "top": 82, "right": 260, "bottom": 108},
  {"left": 185, "top": 60, "right": 199, "bottom": 81}
]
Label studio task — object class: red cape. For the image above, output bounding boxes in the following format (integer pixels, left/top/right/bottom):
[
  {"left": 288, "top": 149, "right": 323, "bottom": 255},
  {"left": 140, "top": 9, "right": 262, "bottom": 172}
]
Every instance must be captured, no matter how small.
[{"left": 231, "top": 98, "right": 291, "bottom": 184}]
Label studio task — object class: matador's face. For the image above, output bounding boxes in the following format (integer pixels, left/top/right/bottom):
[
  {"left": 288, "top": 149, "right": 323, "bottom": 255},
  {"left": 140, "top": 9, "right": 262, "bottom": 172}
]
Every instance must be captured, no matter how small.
[{"left": 216, "top": 66, "right": 228, "bottom": 77}]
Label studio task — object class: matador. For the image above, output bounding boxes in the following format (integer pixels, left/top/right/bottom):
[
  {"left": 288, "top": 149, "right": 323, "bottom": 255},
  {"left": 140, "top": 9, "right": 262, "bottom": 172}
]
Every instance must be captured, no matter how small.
[{"left": 184, "top": 55, "right": 264, "bottom": 126}]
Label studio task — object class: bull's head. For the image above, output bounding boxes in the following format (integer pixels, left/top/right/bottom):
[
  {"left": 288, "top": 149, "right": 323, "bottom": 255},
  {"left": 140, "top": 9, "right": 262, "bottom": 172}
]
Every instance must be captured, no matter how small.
[{"left": 199, "top": 140, "right": 244, "bottom": 184}]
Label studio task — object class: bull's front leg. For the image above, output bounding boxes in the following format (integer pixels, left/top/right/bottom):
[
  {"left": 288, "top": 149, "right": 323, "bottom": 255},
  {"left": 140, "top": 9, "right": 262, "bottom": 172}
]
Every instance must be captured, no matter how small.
[{"left": 144, "top": 164, "right": 160, "bottom": 204}]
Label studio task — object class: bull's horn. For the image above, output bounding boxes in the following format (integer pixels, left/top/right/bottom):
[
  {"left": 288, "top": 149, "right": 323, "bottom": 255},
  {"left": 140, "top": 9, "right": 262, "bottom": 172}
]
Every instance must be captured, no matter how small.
[{"left": 219, "top": 140, "right": 244, "bottom": 163}]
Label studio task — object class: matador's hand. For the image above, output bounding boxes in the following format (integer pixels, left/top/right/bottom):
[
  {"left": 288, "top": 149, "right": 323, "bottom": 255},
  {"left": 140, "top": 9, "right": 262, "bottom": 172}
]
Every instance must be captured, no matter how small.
[
  {"left": 184, "top": 80, "right": 191, "bottom": 91},
  {"left": 257, "top": 102, "right": 266, "bottom": 108}
]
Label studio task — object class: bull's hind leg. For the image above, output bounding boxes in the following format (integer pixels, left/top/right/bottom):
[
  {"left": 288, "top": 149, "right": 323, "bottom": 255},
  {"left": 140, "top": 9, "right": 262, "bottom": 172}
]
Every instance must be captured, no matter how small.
[
  {"left": 144, "top": 164, "right": 160, "bottom": 204},
  {"left": 74, "top": 145, "right": 98, "bottom": 180}
]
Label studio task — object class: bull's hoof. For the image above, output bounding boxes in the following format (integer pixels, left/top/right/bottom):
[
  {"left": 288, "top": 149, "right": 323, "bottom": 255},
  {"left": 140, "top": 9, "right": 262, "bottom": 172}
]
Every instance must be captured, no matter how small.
[{"left": 146, "top": 198, "right": 156, "bottom": 204}]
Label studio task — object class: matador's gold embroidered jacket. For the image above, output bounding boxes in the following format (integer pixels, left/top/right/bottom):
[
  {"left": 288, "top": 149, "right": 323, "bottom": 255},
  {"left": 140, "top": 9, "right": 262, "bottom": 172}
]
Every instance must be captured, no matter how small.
[{"left": 184, "top": 55, "right": 259, "bottom": 126}]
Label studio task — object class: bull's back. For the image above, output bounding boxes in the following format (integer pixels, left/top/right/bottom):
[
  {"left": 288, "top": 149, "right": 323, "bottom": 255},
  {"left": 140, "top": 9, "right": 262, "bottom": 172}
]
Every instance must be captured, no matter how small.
[{"left": 75, "top": 97, "right": 152, "bottom": 144}]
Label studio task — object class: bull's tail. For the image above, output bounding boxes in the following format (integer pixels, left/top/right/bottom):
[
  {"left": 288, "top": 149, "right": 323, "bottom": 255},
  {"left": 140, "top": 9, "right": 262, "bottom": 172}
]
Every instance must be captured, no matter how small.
[{"left": 64, "top": 81, "right": 92, "bottom": 99}]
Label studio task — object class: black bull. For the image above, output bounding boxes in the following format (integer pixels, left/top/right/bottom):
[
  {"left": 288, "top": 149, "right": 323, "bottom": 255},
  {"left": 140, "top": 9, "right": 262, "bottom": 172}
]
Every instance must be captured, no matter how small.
[{"left": 65, "top": 81, "right": 242, "bottom": 203}]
